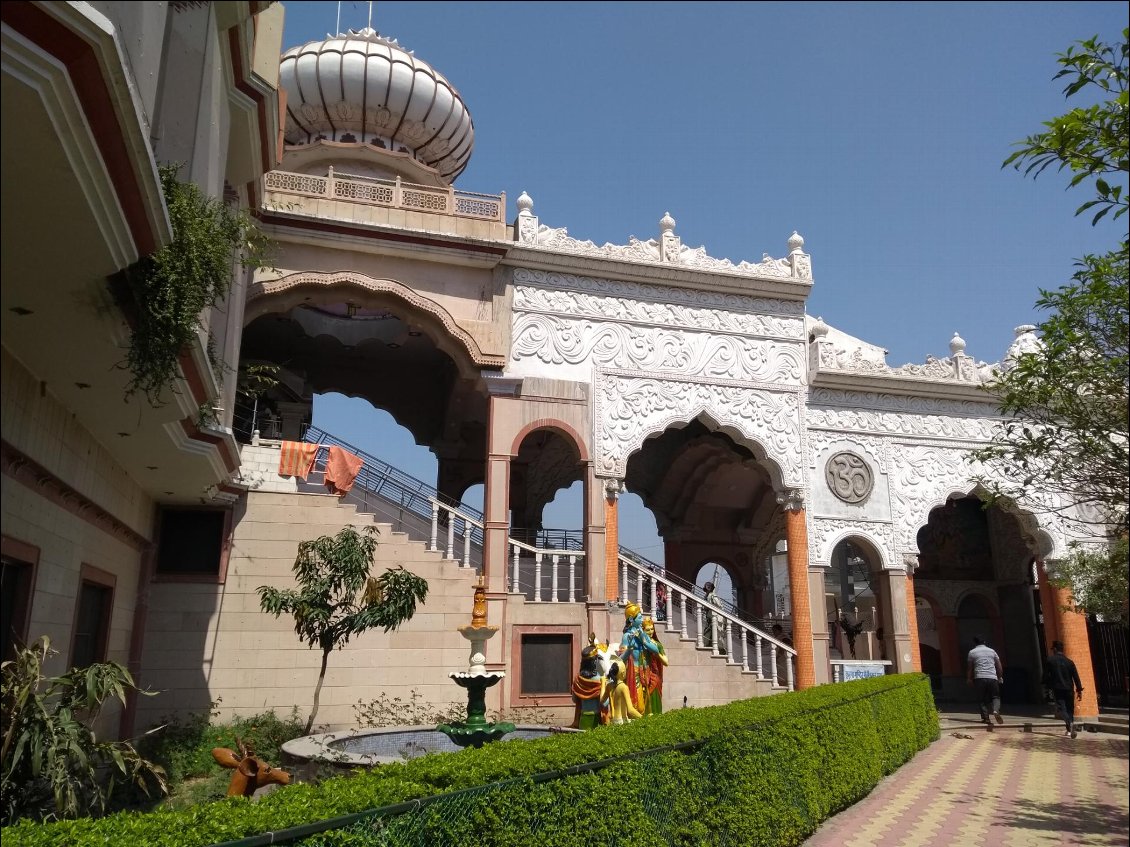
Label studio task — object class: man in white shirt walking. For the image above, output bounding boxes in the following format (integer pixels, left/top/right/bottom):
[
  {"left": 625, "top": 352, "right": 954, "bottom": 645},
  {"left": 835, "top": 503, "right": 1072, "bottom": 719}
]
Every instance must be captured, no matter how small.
[{"left": 967, "top": 635, "right": 1005, "bottom": 729}]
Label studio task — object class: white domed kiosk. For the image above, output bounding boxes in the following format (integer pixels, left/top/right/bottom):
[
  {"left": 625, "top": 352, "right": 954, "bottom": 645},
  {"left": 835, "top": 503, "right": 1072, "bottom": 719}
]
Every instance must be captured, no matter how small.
[{"left": 279, "top": 27, "right": 474, "bottom": 185}]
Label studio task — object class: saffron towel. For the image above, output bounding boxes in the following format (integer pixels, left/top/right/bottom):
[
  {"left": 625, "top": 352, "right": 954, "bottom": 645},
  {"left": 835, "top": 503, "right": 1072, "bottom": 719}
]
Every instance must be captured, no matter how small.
[
  {"left": 324, "top": 445, "right": 364, "bottom": 495},
  {"left": 278, "top": 441, "right": 319, "bottom": 480}
]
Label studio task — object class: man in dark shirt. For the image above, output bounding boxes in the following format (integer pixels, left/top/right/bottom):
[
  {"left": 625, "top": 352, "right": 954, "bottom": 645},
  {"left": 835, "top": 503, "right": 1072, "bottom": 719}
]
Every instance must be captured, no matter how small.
[{"left": 1043, "top": 640, "right": 1085, "bottom": 739}]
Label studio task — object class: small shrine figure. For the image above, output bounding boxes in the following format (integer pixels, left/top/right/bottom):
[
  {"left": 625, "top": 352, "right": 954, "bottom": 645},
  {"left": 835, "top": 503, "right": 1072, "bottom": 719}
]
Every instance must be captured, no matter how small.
[
  {"left": 606, "top": 657, "right": 642, "bottom": 725},
  {"left": 570, "top": 633, "right": 609, "bottom": 729},
  {"left": 618, "top": 602, "right": 665, "bottom": 714},
  {"left": 642, "top": 616, "right": 669, "bottom": 715}
]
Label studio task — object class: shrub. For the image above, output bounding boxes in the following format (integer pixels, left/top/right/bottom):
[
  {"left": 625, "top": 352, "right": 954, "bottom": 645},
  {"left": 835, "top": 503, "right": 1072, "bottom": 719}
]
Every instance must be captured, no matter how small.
[
  {"left": 0, "top": 674, "right": 938, "bottom": 847},
  {"left": 0, "top": 637, "right": 167, "bottom": 824}
]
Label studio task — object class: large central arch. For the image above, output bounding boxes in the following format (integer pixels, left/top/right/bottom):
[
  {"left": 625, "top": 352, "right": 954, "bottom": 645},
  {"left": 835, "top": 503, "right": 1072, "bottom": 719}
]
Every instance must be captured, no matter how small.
[{"left": 594, "top": 372, "right": 804, "bottom": 490}]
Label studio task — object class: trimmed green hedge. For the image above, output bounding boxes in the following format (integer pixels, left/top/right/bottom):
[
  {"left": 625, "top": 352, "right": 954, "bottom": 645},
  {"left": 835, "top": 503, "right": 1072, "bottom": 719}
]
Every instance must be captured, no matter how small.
[{"left": 1, "top": 674, "right": 937, "bottom": 847}]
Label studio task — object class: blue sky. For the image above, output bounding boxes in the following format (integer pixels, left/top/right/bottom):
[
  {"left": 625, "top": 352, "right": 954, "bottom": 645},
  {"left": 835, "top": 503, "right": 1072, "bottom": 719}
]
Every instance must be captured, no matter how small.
[{"left": 278, "top": 2, "right": 1126, "bottom": 586}]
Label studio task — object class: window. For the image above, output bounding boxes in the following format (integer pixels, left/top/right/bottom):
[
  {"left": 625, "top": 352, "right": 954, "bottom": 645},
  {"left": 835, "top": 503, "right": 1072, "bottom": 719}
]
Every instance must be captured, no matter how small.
[
  {"left": 70, "top": 565, "right": 115, "bottom": 669},
  {"left": 156, "top": 508, "right": 229, "bottom": 579},
  {"left": 1, "top": 551, "right": 35, "bottom": 661},
  {"left": 519, "top": 634, "right": 573, "bottom": 696}
]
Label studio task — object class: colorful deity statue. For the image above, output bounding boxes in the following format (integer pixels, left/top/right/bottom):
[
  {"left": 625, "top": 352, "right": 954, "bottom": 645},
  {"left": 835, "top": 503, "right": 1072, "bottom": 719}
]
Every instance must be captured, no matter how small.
[
  {"left": 570, "top": 632, "right": 609, "bottom": 729},
  {"left": 606, "top": 657, "right": 642, "bottom": 724},
  {"left": 641, "top": 616, "right": 668, "bottom": 714},
  {"left": 617, "top": 601, "right": 665, "bottom": 715}
]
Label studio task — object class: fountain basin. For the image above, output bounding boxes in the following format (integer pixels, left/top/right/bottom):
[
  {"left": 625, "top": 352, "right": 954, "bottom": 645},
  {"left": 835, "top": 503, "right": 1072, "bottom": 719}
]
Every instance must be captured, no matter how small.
[{"left": 282, "top": 724, "right": 580, "bottom": 770}]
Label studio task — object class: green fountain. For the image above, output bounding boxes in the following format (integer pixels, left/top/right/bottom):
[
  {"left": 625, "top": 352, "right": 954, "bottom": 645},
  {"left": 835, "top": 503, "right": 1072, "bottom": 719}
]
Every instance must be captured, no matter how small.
[{"left": 437, "top": 576, "right": 515, "bottom": 748}]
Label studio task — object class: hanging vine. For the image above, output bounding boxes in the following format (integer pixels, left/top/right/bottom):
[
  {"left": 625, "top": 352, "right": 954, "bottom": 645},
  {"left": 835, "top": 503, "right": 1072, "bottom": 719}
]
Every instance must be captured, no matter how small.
[{"left": 114, "top": 164, "right": 272, "bottom": 406}]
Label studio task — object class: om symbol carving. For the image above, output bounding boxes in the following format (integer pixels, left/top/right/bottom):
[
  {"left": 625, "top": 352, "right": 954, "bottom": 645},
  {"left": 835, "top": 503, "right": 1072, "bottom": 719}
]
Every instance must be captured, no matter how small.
[{"left": 825, "top": 452, "right": 873, "bottom": 503}]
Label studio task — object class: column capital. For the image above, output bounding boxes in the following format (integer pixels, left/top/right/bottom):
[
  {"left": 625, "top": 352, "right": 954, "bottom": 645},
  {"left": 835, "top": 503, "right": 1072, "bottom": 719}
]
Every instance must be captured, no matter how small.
[
  {"left": 776, "top": 488, "right": 805, "bottom": 512},
  {"left": 603, "top": 477, "right": 625, "bottom": 502},
  {"left": 903, "top": 554, "right": 921, "bottom": 575}
]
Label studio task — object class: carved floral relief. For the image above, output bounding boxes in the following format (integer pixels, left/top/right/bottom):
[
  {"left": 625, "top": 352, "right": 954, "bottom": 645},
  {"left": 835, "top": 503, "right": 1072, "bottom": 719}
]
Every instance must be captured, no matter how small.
[{"left": 511, "top": 313, "right": 805, "bottom": 384}]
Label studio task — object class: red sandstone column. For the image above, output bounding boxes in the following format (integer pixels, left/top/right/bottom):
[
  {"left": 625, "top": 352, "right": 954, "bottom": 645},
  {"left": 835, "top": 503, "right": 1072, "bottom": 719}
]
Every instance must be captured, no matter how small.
[
  {"left": 783, "top": 496, "right": 816, "bottom": 689},
  {"left": 1041, "top": 563, "right": 1100, "bottom": 719},
  {"left": 604, "top": 480, "right": 620, "bottom": 601},
  {"left": 1037, "top": 564, "right": 1061, "bottom": 650},
  {"left": 905, "top": 563, "right": 922, "bottom": 673},
  {"left": 936, "top": 615, "right": 961, "bottom": 676}
]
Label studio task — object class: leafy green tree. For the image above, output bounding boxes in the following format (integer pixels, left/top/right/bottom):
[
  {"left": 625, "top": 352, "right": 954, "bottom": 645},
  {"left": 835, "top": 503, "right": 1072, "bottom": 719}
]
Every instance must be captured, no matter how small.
[
  {"left": 258, "top": 526, "right": 429, "bottom": 733},
  {"left": 976, "top": 29, "right": 1128, "bottom": 620},
  {"left": 1, "top": 637, "right": 167, "bottom": 823}
]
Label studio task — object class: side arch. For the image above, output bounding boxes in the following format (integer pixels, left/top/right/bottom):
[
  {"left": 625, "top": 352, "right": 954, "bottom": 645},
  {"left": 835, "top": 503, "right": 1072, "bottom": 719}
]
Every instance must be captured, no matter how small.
[{"left": 509, "top": 418, "right": 590, "bottom": 463}]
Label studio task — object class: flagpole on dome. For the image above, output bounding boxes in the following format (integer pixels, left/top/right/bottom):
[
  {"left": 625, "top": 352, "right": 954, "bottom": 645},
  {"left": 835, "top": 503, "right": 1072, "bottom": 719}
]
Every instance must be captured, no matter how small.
[{"left": 335, "top": 2, "right": 341, "bottom": 36}]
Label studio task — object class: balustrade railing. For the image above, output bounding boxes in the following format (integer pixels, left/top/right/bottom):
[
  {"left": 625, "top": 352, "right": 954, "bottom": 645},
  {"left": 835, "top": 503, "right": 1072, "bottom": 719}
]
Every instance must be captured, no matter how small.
[
  {"left": 508, "top": 538, "right": 583, "bottom": 603},
  {"left": 618, "top": 554, "right": 797, "bottom": 690},
  {"left": 263, "top": 167, "right": 506, "bottom": 223},
  {"left": 428, "top": 499, "right": 484, "bottom": 571}
]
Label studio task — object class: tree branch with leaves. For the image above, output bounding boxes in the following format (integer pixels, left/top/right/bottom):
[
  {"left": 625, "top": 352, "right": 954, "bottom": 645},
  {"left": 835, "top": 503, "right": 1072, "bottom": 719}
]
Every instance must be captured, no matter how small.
[
  {"left": 258, "top": 526, "right": 428, "bottom": 733},
  {"left": 975, "top": 29, "right": 1128, "bottom": 621}
]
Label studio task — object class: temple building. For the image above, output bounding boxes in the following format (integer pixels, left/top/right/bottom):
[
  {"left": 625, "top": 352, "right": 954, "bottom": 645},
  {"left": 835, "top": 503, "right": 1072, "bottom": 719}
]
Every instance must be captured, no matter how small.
[{"left": 1, "top": 4, "right": 1105, "bottom": 733}]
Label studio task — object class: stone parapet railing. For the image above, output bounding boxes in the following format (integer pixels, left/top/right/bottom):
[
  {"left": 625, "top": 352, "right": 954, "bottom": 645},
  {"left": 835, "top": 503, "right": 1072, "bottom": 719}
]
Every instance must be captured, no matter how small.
[{"left": 263, "top": 167, "right": 506, "bottom": 224}]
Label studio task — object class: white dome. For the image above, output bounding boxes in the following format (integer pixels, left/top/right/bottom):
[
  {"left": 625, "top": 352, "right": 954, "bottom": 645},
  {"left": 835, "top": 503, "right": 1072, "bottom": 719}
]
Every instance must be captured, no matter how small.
[{"left": 279, "top": 28, "right": 474, "bottom": 183}]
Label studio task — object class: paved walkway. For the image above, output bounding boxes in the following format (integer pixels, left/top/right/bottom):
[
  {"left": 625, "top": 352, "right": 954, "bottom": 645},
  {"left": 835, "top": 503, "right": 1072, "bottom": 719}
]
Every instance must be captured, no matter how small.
[{"left": 803, "top": 724, "right": 1129, "bottom": 847}]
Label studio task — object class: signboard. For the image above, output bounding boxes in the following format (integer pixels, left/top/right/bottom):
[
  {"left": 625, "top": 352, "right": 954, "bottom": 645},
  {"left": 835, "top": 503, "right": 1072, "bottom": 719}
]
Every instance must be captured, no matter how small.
[{"left": 835, "top": 661, "right": 890, "bottom": 681}]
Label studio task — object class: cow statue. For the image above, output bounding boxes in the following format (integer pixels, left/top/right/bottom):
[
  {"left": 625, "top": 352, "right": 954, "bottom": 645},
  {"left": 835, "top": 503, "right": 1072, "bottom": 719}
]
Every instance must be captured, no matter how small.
[{"left": 212, "top": 738, "right": 292, "bottom": 797}]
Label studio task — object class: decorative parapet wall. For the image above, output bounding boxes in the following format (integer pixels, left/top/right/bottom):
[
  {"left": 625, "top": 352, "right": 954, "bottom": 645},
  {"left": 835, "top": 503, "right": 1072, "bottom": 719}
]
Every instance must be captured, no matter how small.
[
  {"left": 808, "top": 323, "right": 1041, "bottom": 388},
  {"left": 513, "top": 194, "right": 811, "bottom": 283}
]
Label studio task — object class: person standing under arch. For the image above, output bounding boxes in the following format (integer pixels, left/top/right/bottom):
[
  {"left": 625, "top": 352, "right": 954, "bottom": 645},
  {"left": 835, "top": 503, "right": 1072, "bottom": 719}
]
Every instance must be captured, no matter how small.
[{"left": 967, "top": 635, "right": 1005, "bottom": 729}]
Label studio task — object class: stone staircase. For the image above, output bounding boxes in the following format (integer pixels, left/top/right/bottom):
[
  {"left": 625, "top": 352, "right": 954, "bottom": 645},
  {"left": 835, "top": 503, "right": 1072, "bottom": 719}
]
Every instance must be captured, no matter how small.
[
  {"left": 183, "top": 440, "right": 791, "bottom": 728},
  {"left": 139, "top": 488, "right": 486, "bottom": 731}
]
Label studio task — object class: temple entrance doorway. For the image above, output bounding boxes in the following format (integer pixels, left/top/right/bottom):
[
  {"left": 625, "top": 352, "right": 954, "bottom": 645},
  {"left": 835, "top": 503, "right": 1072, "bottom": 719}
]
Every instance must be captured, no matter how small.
[
  {"left": 622, "top": 417, "right": 788, "bottom": 629},
  {"left": 913, "top": 495, "right": 1045, "bottom": 705},
  {"left": 825, "top": 538, "right": 891, "bottom": 664}
]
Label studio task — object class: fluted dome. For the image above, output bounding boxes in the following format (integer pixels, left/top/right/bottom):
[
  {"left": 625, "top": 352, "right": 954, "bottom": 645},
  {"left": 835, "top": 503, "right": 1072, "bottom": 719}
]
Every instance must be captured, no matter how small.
[{"left": 279, "top": 28, "right": 474, "bottom": 183}]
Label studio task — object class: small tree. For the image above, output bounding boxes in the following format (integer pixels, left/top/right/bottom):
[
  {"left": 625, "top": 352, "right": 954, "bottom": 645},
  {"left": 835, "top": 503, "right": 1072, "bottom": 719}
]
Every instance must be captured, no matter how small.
[{"left": 258, "top": 526, "right": 428, "bottom": 733}]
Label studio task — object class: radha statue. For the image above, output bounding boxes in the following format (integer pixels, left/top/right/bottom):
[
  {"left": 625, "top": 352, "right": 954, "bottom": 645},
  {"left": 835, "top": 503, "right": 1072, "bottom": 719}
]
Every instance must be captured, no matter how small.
[
  {"left": 642, "top": 616, "right": 668, "bottom": 714},
  {"left": 617, "top": 602, "right": 666, "bottom": 715}
]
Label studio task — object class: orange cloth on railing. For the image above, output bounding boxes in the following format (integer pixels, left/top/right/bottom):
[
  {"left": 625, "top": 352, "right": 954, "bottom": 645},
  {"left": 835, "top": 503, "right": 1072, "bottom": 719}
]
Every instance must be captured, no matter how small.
[
  {"left": 324, "top": 445, "right": 364, "bottom": 495},
  {"left": 278, "top": 441, "right": 319, "bottom": 480}
]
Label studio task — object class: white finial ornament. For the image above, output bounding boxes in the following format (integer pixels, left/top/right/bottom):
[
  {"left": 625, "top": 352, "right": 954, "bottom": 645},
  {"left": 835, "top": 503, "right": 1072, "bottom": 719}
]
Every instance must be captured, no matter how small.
[
  {"left": 659, "top": 211, "right": 676, "bottom": 233},
  {"left": 949, "top": 331, "right": 966, "bottom": 355},
  {"left": 788, "top": 231, "right": 805, "bottom": 252},
  {"left": 810, "top": 316, "right": 829, "bottom": 339},
  {"left": 516, "top": 191, "right": 534, "bottom": 215}
]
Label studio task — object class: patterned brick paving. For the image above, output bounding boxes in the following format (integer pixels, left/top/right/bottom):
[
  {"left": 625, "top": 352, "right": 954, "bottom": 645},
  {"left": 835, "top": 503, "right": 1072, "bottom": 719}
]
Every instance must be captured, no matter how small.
[{"left": 803, "top": 729, "right": 1129, "bottom": 847}]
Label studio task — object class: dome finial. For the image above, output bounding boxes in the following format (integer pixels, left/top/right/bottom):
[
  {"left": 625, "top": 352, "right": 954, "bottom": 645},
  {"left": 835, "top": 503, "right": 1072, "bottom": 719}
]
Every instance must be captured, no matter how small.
[
  {"left": 659, "top": 211, "right": 676, "bottom": 233},
  {"left": 516, "top": 191, "right": 534, "bottom": 215},
  {"left": 788, "top": 231, "right": 805, "bottom": 253},
  {"left": 949, "top": 331, "right": 966, "bottom": 355}
]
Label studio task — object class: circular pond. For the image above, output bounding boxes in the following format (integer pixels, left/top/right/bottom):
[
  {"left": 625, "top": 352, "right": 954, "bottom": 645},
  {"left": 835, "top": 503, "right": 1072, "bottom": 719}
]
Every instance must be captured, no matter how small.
[{"left": 282, "top": 724, "right": 578, "bottom": 768}]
